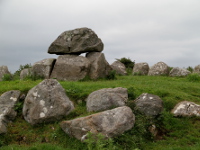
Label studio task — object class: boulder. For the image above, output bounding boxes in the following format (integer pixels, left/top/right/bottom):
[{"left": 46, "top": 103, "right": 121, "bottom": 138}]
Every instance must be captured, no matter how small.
[
  {"left": 194, "top": 65, "right": 200, "bottom": 74},
  {"left": 111, "top": 61, "right": 127, "bottom": 75},
  {"left": 48, "top": 27, "right": 104, "bottom": 55},
  {"left": 0, "top": 66, "right": 10, "bottom": 81},
  {"left": 20, "top": 68, "right": 32, "bottom": 80},
  {"left": 134, "top": 93, "right": 163, "bottom": 117},
  {"left": 0, "top": 90, "right": 21, "bottom": 134},
  {"left": 23, "top": 79, "right": 74, "bottom": 126},
  {"left": 148, "top": 62, "right": 169, "bottom": 76},
  {"left": 50, "top": 55, "right": 90, "bottom": 81},
  {"left": 133, "top": 62, "right": 149, "bottom": 75},
  {"left": 60, "top": 106, "right": 135, "bottom": 141},
  {"left": 169, "top": 67, "right": 191, "bottom": 77},
  {"left": 32, "top": 58, "right": 56, "bottom": 79},
  {"left": 171, "top": 101, "right": 200, "bottom": 117},
  {"left": 86, "top": 87, "right": 128, "bottom": 112},
  {"left": 86, "top": 52, "right": 112, "bottom": 79}
]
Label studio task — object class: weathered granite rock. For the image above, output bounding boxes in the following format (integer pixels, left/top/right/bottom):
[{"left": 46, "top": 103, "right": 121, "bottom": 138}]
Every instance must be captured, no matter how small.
[
  {"left": 86, "top": 52, "right": 112, "bottom": 80},
  {"left": 0, "top": 66, "right": 10, "bottom": 81},
  {"left": 60, "top": 106, "right": 135, "bottom": 141},
  {"left": 134, "top": 93, "right": 163, "bottom": 117},
  {"left": 50, "top": 55, "right": 90, "bottom": 81},
  {"left": 111, "top": 61, "right": 127, "bottom": 75},
  {"left": 86, "top": 87, "right": 128, "bottom": 112},
  {"left": 0, "top": 90, "right": 21, "bottom": 134},
  {"left": 171, "top": 101, "right": 200, "bottom": 117},
  {"left": 23, "top": 79, "right": 74, "bottom": 126},
  {"left": 32, "top": 58, "right": 56, "bottom": 79},
  {"left": 169, "top": 67, "right": 191, "bottom": 77},
  {"left": 148, "top": 62, "right": 169, "bottom": 76},
  {"left": 48, "top": 28, "right": 103, "bottom": 55},
  {"left": 194, "top": 65, "right": 200, "bottom": 74},
  {"left": 133, "top": 62, "right": 149, "bottom": 75},
  {"left": 20, "top": 68, "right": 33, "bottom": 80}
]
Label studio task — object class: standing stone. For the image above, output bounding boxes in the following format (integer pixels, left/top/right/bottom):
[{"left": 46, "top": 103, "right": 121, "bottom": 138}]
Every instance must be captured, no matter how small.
[
  {"left": 23, "top": 79, "right": 74, "bottom": 126},
  {"left": 32, "top": 58, "right": 56, "bottom": 79},
  {"left": 86, "top": 87, "right": 128, "bottom": 112},
  {"left": 0, "top": 66, "right": 10, "bottom": 81},
  {"left": 48, "top": 28, "right": 104, "bottom": 55},
  {"left": 148, "top": 62, "right": 169, "bottom": 76},
  {"left": 0, "top": 90, "right": 21, "bottom": 134},
  {"left": 169, "top": 67, "right": 191, "bottom": 77},
  {"left": 133, "top": 62, "right": 149, "bottom": 75},
  {"left": 50, "top": 55, "right": 90, "bottom": 81},
  {"left": 111, "top": 61, "right": 127, "bottom": 75},
  {"left": 60, "top": 106, "right": 135, "bottom": 141},
  {"left": 134, "top": 93, "right": 163, "bottom": 117},
  {"left": 194, "top": 65, "right": 200, "bottom": 74},
  {"left": 20, "top": 68, "right": 33, "bottom": 80},
  {"left": 86, "top": 52, "right": 112, "bottom": 80}
]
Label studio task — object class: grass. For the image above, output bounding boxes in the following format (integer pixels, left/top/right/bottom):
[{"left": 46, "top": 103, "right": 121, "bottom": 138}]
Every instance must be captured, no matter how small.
[{"left": 0, "top": 75, "right": 200, "bottom": 149}]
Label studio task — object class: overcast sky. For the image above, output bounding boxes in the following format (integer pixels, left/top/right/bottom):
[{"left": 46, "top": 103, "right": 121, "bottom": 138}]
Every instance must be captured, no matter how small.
[{"left": 0, "top": 0, "right": 200, "bottom": 73}]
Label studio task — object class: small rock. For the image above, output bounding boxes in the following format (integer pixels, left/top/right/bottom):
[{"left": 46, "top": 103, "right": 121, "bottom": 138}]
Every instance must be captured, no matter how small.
[
  {"left": 169, "top": 67, "right": 191, "bottom": 77},
  {"left": 133, "top": 62, "right": 149, "bottom": 75},
  {"left": 111, "top": 61, "right": 127, "bottom": 75}
]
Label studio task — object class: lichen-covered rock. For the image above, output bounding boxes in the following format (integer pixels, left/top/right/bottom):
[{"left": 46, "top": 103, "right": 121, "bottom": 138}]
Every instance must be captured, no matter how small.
[
  {"left": 0, "top": 66, "right": 10, "bottom": 81},
  {"left": 194, "top": 65, "right": 200, "bottom": 74},
  {"left": 23, "top": 79, "right": 74, "bottom": 126},
  {"left": 20, "top": 68, "right": 33, "bottom": 80},
  {"left": 133, "top": 62, "right": 149, "bottom": 75},
  {"left": 0, "top": 90, "right": 21, "bottom": 134},
  {"left": 111, "top": 61, "right": 127, "bottom": 75},
  {"left": 148, "top": 62, "right": 169, "bottom": 76},
  {"left": 86, "top": 52, "right": 112, "bottom": 80},
  {"left": 32, "top": 58, "right": 56, "bottom": 79},
  {"left": 171, "top": 101, "right": 200, "bottom": 117},
  {"left": 50, "top": 55, "right": 90, "bottom": 81},
  {"left": 60, "top": 106, "right": 135, "bottom": 141},
  {"left": 48, "top": 28, "right": 103, "bottom": 55},
  {"left": 86, "top": 87, "right": 128, "bottom": 112},
  {"left": 134, "top": 93, "right": 163, "bottom": 117},
  {"left": 169, "top": 67, "right": 191, "bottom": 77}
]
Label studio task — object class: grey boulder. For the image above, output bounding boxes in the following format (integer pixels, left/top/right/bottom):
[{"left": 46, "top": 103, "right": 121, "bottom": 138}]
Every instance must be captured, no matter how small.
[
  {"left": 169, "top": 67, "right": 191, "bottom": 77},
  {"left": 23, "top": 79, "right": 74, "bottom": 126},
  {"left": 86, "top": 87, "right": 128, "bottom": 112},
  {"left": 60, "top": 106, "right": 135, "bottom": 141},
  {"left": 133, "top": 62, "right": 149, "bottom": 75},
  {"left": 148, "top": 62, "right": 169, "bottom": 76},
  {"left": 0, "top": 66, "right": 10, "bottom": 81},
  {"left": 48, "top": 27, "right": 104, "bottom": 55},
  {"left": 194, "top": 65, "right": 200, "bottom": 74},
  {"left": 111, "top": 61, "right": 127, "bottom": 75},
  {"left": 20, "top": 68, "right": 32, "bottom": 80}
]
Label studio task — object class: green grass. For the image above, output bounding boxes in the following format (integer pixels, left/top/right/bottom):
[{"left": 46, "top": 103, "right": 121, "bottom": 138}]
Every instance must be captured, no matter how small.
[{"left": 0, "top": 75, "right": 200, "bottom": 149}]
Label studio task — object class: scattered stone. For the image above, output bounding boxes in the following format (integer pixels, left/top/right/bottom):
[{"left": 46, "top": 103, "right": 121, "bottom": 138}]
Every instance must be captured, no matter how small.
[
  {"left": 171, "top": 101, "right": 200, "bottom": 117},
  {"left": 20, "top": 68, "right": 33, "bottom": 80},
  {"left": 0, "top": 90, "right": 21, "bottom": 134},
  {"left": 169, "top": 67, "right": 191, "bottom": 77},
  {"left": 0, "top": 66, "right": 11, "bottom": 81},
  {"left": 194, "top": 65, "right": 200, "bottom": 74},
  {"left": 86, "top": 52, "right": 112, "bottom": 79},
  {"left": 50, "top": 55, "right": 90, "bottom": 81},
  {"left": 86, "top": 87, "right": 128, "bottom": 112},
  {"left": 48, "top": 27, "right": 103, "bottom": 55},
  {"left": 111, "top": 61, "right": 127, "bottom": 75},
  {"left": 60, "top": 106, "right": 135, "bottom": 141},
  {"left": 32, "top": 58, "right": 56, "bottom": 79},
  {"left": 134, "top": 93, "right": 163, "bottom": 117},
  {"left": 148, "top": 62, "right": 169, "bottom": 76},
  {"left": 133, "top": 62, "right": 149, "bottom": 75},
  {"left": 23, "top": 79, "right": 74, "bottom": 126}
]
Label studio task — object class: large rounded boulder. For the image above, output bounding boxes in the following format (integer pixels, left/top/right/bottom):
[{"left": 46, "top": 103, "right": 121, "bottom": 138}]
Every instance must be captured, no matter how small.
[{"left": 148, "top": 62, "right": 169, "bottom": 76}]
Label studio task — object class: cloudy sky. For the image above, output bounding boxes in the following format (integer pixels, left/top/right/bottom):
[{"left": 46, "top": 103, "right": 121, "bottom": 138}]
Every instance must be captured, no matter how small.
[{"left": 0, "top": 0, "right": 200, "bottom": 73}]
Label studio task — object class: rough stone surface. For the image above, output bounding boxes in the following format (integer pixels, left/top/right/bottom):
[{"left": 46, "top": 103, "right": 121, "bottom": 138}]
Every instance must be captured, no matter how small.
[
  {"left": 23, "top": 79, "right": 74, "bottom": 126},
  {"left": 171, "top": 101, "right": 200, "bottom": 117},
  {"left": 86, "top": 52, "right": 112, "bottom": 80},
  {"left": 86, "top": 87, "right": 128, "bottom": 112},
  {"left": 50, "top": 55, "right": 90, "bottom": 81},
  {"left": 133, "top": 62, "right": 149, "bottom": 75},
  {"left": 148, "top": 62, "right": 169, "bottom": 76},
  {"left": 0, "top": 90, "right": 21, "bottom": 134},
  {"left": 20, "top": 68, "right": 33, "bottom": 80},
  {"left": 111, "top": 61, "right": 127, "bottom": 75},
  {"left": 0, "top": 66, "right": 10, "bottom": 81},
  {"left": 134, "top": 93, "right": 163, "bottom": 117},
  {"left": 48, "top": 27, "right": 103, "bottom": 55},
  {"left": 169, "top": 67, "right": 191, "bottom": 77},
  {"left": 32, "top": 58, "right": 56, "bottom": 79},
  {"left": 194, "top": 65, "right": 200, "bottom": 74},
  {"left": 60, "top": 106, "right": 135, "bottom": 141}
]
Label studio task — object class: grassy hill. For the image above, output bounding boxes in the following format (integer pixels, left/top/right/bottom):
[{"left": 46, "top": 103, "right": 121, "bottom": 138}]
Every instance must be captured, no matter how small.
[{"left": 1, "top": 75, "right": 200, "bottom": 150}]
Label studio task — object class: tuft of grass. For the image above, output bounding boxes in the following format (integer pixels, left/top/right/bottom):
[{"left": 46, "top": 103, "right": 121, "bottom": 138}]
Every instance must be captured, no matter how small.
[{"left": 187, "top": 73, "right": 200, "bottom": 82}]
